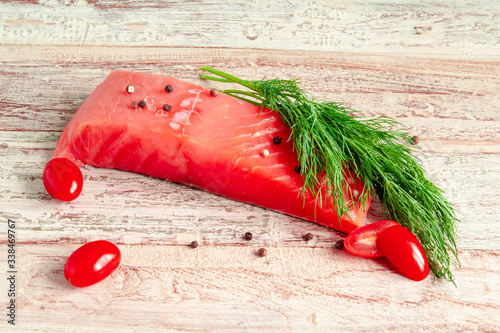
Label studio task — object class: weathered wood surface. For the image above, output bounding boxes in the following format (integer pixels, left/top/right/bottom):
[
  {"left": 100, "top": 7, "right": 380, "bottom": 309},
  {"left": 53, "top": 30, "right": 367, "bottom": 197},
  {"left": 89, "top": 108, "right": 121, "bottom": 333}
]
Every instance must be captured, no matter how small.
[
  {"left": 1, "top": 1, "right": 500, "bottom": 332},
  {"left": 1, "top": 0, "right": 499, "bottom": 56}
]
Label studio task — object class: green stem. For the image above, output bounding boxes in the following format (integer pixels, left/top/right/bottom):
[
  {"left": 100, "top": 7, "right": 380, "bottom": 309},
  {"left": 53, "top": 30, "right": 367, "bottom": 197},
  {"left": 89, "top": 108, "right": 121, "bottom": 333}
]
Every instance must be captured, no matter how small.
[
  {"left": 221, "top": 89, "right": 266, "bottom": 102},
  {"left": 199, "top": 67, "right": 256, "bottom": 90}
]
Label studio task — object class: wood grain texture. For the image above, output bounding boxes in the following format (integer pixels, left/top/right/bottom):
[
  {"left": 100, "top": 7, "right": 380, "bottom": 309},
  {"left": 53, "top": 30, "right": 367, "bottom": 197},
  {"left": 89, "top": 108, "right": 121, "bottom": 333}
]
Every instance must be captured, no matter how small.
[
  {"left": 3, "top": 245, "right": 500, "bottom": 332},
  {"left": 1, "top": 1, "right": 500, "bottom": 332},
  {"left": 1, "top": 0, "right": 499, "bottom": 56}
]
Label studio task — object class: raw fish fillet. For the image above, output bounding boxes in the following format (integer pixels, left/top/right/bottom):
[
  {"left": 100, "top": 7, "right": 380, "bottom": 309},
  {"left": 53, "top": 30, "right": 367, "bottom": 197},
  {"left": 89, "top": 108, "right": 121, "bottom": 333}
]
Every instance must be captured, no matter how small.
[{"left": 53, "top": 71, "right": 371, "bottom": 233}]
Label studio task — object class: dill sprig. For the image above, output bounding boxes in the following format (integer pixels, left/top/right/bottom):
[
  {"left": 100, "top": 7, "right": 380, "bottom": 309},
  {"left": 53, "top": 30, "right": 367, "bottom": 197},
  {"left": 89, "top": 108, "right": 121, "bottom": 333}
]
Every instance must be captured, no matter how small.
[{"left": 199, "top": 67, "right": 459, "bottom": 282}]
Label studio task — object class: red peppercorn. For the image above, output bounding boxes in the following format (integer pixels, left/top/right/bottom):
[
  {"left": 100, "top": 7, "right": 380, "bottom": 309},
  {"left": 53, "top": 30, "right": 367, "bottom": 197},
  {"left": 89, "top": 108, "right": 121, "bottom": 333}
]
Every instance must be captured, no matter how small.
[
  {"left": 190, "top": 241, "right": 199, "bottom": 248},
  {"left": 257, "top": 248, "right": 267, "bottom": 257}
]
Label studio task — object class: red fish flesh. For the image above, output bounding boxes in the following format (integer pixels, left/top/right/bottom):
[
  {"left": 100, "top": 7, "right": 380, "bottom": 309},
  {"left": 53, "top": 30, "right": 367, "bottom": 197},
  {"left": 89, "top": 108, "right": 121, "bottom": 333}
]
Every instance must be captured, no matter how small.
[{"left": 52, "top": 71, "right": 371, "bottom": 234}]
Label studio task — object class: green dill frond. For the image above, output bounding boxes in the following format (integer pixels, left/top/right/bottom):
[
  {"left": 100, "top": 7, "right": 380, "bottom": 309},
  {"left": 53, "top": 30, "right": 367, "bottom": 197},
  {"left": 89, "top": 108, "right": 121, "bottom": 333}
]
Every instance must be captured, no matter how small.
[{"left": 200, "top": 67, "right": 460, "bottom": 282}]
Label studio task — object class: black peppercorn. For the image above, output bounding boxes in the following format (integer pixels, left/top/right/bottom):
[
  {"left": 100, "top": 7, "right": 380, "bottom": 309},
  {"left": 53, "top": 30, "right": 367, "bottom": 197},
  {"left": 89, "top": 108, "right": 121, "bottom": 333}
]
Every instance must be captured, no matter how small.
[
  {"left": 190, "top": 241, "right": 199, "bottom": 248},
  {"left": 257, "top": 248, "right": 267, "bottom": 257},
  {"left": 138, "top": 100, "right": 147, "bottom": 108},
  {"left": 335, "top": 240, "right": 344, "bottom": 250},
  {"left": 273, "top": 136, "right": 282, "bottom": 145},
  {"left": 304, "top": 233, "right": 313, "bottom": 241},
  {"left": 126, "top": 85, "right": 134, "bottom": 94},
  {"left": 294, "top": 166, "right": 301, "bottom": 174},
  {"left": 163, "top": 104, "right": 172, "bottom": 112},
  {"left": 244, "top": 232, "right": 253, "bottom": 241},
  {"left": 165, "top": 85, "right": 174, "bottom": 93},
  {"left": 210, "top": 88, "right": 218, "bottom": 97}
]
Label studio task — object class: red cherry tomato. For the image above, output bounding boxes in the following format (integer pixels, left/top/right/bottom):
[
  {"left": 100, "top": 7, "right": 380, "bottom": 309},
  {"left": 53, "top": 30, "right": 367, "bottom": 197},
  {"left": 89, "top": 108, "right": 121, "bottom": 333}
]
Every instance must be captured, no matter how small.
[
  {"left": 377, "top": 225, "right": 429, "bottom": 281},
  {"left": 43, "top": 158, "right": 83, "bottom": 201},
  {"left": 64, "top": 240, "right": 121, "bottom": 287},
  {"left": 344, "top": 220, "right": 399, "bottom": 258}
]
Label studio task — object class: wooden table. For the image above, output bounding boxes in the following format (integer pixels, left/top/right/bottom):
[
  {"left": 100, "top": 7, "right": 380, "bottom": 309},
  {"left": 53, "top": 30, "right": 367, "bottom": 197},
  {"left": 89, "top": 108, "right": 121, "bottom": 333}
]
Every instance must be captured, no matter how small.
[{"left": 1, "top": 1, "right": 499, "bottom": 331}]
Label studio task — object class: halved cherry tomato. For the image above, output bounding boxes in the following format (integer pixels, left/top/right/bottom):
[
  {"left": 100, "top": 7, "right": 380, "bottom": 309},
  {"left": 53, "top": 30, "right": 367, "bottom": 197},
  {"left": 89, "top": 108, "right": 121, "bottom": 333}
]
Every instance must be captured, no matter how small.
[
  {"left": 64, "top": 240, "right": 121, "bottom": 287},
  {"left": 344, "top": 220, "right": 399, "bottom": 258},
  {"left": 43, "top": 158, "right": 83, "bottom": 201},
  {"left": 377, "top": 225, "right": 429, "bottom": 281}
]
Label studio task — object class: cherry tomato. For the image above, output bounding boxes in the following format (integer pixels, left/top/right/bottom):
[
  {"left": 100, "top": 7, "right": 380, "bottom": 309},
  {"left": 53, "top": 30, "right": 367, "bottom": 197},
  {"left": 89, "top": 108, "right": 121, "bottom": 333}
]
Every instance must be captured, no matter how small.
[
  {"left": 377, "top": 225, "right": 429, "bottom": 281},
  {"left": 344, "top": 220, "right": 399, "bottom": 258},
  {"left": 43, "top": 158, "right": 83, "bottom": 201},
  {"left": 64, "top": 240, "right": 121, "bottom": 288}
]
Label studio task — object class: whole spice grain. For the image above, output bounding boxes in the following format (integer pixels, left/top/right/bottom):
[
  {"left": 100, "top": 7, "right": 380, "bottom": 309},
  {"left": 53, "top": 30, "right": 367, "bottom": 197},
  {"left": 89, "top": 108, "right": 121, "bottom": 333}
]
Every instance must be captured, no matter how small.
[
  {"left": 138, "top": 100, "right": 147, "bottom": 108},
  {"left": 304, "top": 233, "right": 313, "bottom": 241},
  {"left": 294, "top": 166, "right": 301, "bottom": 174},
  {"left": 126, "top": 85, "right": 135, "bottom": 94},
  {"left": 163, "top": 104, "right": 172, "bottom": 112},
  {"left": 210, "top": 88, "right": 218, "bottom": 97},
  {"left": 257, "top": 248, "right": 267, "bottom": 257},
  {"left": 261, "top": 149, "right": 269, "bottom": 157},
  {"left": 412, "top": 135, "right": 420, "bottom": 144},
  {"left": 273, "top": 136, "right": 282, "bottom": 145},
  {"left": 190, "top": 241, "right": 199, "bottom": 248},
  {"left": 335, "top": 240, "right": 344, "bottom": 250},
  {"left": 131, "top": 101, "right": 138, "bottom": 108},
  {"left": 165, "top": 85, "right": 174, "bottom": 93},
  {"left": 244, "top": 232, "right": 253, "bottom": 241}
]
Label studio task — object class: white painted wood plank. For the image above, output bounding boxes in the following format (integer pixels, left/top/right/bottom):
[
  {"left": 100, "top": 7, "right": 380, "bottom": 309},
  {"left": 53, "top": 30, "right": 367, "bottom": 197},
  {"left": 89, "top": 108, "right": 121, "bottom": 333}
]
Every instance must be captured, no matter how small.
[
  {"left": 1, "top": 47, "right": 499, "bottom": 141},
  {"left": 2, "top": 244, "right": 498, "bottom": 332},
  {"left": 0, "top": 0, "right": 499, "bottom": 56},
  {"left": 0, "top": 129, "right": 499, "bottom": 251}
]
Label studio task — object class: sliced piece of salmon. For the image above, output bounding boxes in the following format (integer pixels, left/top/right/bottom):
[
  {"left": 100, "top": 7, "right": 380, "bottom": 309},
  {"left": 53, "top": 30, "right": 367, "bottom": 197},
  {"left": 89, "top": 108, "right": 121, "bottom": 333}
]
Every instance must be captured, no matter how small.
[{"left": 53, "top": 71, "right": 371, "bottom": 233}]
